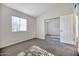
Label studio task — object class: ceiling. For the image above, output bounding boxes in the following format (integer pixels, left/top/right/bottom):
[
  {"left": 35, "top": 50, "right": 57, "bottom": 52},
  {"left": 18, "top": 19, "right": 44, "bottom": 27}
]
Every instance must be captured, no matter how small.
[{"left": 2, "top": 3, "right": 74, "bottom": 17}]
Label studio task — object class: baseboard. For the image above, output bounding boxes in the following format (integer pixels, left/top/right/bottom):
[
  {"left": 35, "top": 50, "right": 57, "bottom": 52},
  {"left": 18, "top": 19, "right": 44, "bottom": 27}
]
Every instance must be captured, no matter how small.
[{"left": 0, "top": 38, "right": 38, "bottom": 49}]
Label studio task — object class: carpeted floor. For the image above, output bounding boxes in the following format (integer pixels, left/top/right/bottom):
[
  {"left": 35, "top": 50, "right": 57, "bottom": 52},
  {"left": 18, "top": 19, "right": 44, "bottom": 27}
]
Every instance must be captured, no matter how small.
[{"left": 0, "top": 38, "right": 78, "bottom": 56}]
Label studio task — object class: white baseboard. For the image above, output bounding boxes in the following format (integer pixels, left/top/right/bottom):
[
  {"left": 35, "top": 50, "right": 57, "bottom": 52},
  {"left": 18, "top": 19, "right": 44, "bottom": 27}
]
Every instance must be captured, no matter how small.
[{"left": 0, "top": 38, "right": 34, "bottom": 48}]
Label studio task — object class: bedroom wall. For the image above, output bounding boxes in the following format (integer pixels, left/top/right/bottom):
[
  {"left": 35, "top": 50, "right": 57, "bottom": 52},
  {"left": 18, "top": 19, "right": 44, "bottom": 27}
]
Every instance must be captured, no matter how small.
[
  {"left": 0, "top": 4, "right": 2, "bottom": 47},
  {"left": 78, "top": 14, "right": 79, "bottom": 52},
  {"left": 78, "top": 4, "right": 79, "bottom": 52},
  {"left": 0, "top": 5, "right": 36, "bottom": 48},
  {"left": 78, "top": 12, "right": 79, "bottom": 52}
]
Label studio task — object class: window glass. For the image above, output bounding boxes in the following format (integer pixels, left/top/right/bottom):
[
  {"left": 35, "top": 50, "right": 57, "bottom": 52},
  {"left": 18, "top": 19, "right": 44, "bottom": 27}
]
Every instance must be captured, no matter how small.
[{"left": 12, "top": 16, "right": 27, "bottom": 32}]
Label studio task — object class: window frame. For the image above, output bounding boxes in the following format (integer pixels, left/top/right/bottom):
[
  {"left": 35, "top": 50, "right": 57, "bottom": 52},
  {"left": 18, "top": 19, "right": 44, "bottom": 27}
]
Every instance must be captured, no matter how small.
[{"left": 11, "top": 16, "right": 27, "bottom": 32}]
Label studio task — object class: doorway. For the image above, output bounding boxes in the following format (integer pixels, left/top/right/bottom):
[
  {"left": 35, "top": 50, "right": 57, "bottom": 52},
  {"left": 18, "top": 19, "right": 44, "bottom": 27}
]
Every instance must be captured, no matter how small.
[{"left": 45, "top": 17, "right": 60, "bottom": 42}]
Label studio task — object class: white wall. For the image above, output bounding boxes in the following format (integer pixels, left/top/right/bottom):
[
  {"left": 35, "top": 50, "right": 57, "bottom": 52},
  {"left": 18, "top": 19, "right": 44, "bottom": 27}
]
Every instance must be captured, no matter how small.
[
  {"left": 78, "top": 12, "right": 79, "bottom": 52},
  {"left": 46, "top": 18, "right": 60, "bottom": 35},
  {"left": 0, "top": 4, "right": 2, "bottom": 47},
  {"left": 78, "top": 4, "right": 79, "bottom": 52},
  {"left": 36, "top": 7, "right": 73, "bottom": 39},
  {"left": 0, "top": 5, "right": 36, "bottom": 48}
]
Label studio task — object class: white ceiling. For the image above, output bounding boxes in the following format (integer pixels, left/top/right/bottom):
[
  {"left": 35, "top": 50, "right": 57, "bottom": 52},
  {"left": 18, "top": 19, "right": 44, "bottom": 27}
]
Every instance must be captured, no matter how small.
[{"left": 2, "top": 3, "right": 74, "bottom": 17}]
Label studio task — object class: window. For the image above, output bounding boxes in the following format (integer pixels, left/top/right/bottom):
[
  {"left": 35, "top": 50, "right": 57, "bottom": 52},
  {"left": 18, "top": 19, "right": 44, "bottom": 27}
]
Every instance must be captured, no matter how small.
[{"left": 12, "top": 16, "right": 27, "bottom": 32}]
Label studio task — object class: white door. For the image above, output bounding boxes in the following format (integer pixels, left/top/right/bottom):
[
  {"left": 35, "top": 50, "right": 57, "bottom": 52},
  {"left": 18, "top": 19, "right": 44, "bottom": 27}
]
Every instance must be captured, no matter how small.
[
  {"left": 60, "top": 14, "right": 74, "bottom": 45},
  {"left": 60, "top": 16, "right": 65, "bottom": 43}
]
